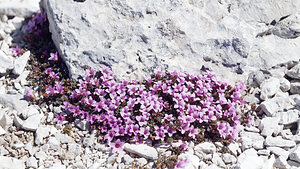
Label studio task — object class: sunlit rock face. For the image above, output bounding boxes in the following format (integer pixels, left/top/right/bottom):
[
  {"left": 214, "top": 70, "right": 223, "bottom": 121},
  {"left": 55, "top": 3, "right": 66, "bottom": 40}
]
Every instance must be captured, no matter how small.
[{"left": 43, "top": 0, "right": 300, "bottom": 83}]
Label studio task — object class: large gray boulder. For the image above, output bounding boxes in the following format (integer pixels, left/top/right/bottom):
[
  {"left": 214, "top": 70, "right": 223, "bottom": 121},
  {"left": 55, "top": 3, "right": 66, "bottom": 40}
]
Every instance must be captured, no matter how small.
[{"left": 42, "top": 0, "right": 300, "bottom": 82}]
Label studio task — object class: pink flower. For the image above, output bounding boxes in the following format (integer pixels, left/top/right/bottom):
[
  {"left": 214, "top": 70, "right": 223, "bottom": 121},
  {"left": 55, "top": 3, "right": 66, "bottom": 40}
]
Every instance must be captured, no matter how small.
[
  {"left": 54, "top": 81, "right": 64, "bottom": 94},
  {"left": 12, "top": 46, "right": 21, "bottom": 56},
  {"left": 232, "top": 113, "right": 241, "bottom": 125},
  {"left": 49, "top": 71, "right": 59, "bottom": 79},
  {"left": 110, "top": 139, "right": 124, "bottom": 154},
  {"left": 45, "top": 68, "right": 52, "bottom": 75},
  {"left": 174, "top": 159, "right": 188, "bottom": 169},
  {"left": 139, "top": 126, "right": 150, "bottom": 139},
  {"left": 188, "top": 125, "right": 199, "bottom": 139},
  {"left": 48, "top": 52, "right": 58, "bottom": 61},
  {"left": 54, "top": 113, "right": 65, "bottom": 124},
  {"left": 45, "top": 86, "right": 55, "bottom": 95}
]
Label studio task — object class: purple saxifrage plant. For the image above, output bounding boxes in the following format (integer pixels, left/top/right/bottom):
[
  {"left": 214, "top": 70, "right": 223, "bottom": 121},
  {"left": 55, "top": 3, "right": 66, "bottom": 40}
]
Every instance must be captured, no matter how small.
[{"left": 44, "top": 67, "right": 254, "bottom": 148}]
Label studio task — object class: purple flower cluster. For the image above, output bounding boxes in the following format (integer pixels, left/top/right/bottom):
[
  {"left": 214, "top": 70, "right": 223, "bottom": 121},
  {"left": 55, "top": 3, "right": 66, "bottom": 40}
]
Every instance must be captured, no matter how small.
[
  {"left": 45, "top": 67, "right": 254, "bottom": 152},
  {"left": 27, "top": 12, "right": 47, "bottom": 36}
]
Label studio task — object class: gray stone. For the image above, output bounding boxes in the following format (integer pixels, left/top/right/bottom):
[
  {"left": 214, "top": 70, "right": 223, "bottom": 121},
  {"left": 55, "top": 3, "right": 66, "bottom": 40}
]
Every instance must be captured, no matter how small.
[
  {"left": 258, "top": 117, "right": 280, "bottom": 136},
  {"left": 0, "top": 50, "right": 14, "bottom": 75},
  {"left": 26, "top": 156, "right": 38, "bottom": 168},
  {"left": 291, "top": 81, "right": 300, "bottom": 94},
  {"left": 289, "top": 146, "right": 300, "bottom": 163},
  {"left": 260, "top": 77, "right": 281, "bottom": 100},
  {"left": 43, "top": 0, "right": 300, "bottom": 83},
  {"left": 280, "top": 78, "right": 291, "bottom": 92},
  {"left": 287, "top": 160, "right": 300, "bottom": 168},
  {"left": 194, "top": 142, "right": 216, "bottom": 155},
  {"left": 0, "top": 0, "right": 40, "bottom": 17},
  {"left": 74, "top": 119, "right": 90, "bottom": 131},
  {"left": 0, "top": 156, "right": 25, "bottom": 169},
  {"left": 260, "top": 100, "right": 280, "bottom": 116},
  {"left": 265, "top": 136, "right": 296, "bottom": 148},
  {"left": 267, "top": 147, "right": 289, "bottom": 159},
  {"left": 295, "top": 95, "right": 300, "bottom": 107},
  {"left": 274, "top": 155, "right": 290, "bottom": 169},
  {"left": 240, "top": 131, "right": 264, "bottom": 150},
  {"left": 222, "top": 153, "right": 237, "bottom": 164},
  {"left": 287, "top": 63, "right": 300, "bottom": 80},
  {"left": 276, "top": 109, "right": 299, "bottom": 125},
  {"left": 124, "top": 143, "right": 158, "bottom": 160},
  {"left": 13, "top": 51, "right": 30, "bottom": 76},
  {"left": 247, "top": 71, "right": 266, "bottom": 87}
]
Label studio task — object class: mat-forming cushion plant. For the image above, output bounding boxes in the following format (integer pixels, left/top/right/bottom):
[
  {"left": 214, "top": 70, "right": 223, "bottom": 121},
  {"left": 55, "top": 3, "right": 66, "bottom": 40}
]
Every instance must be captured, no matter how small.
[{"left": 24, "top": 12, "right": 255, "bottom": 169}]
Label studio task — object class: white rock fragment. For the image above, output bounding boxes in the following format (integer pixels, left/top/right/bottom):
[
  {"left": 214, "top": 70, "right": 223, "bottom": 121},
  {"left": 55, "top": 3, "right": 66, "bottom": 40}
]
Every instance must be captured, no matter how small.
[
  {"left": 289, "top": 146, "right": 300, "bottom": 163},
  {"left": 235, "top": 148, "right": 264, "bottom": 169},
  {"left": 194, "top": 142, "right": 216, "bottom": 155},
  {"left": 74, "top": 119, "right": 90, "bottom": 131},
  {"left": 49, "top": 163, "right": 66, "bottom": 169},
  {"left": 0, "top": 156, "right": 25, "bottom": 169},
  {"left": 0, "top": 126, "right": 6, "bottom": 135},
  {"left": 267, "top": 147, "right": 289, "bottom": 159},
  {"left": 0, "top": 94, "right": 28, "bottom": 112},
  {"left": 178, "top": 152, "right": 200, "bottom": 169},
  {"left": 48, "top": 137, "right": 60, "bottom": 150},
  {"left": 35, "top": 126, "right": 50, "bottom": 145},
  {"left": 0, "top": 50, "right": 14, "bottom": 75},
  {"left": 262, "top": 155, "right": 275, "bottom": 169},
  {"left": 276, "top": 109, "right": 299, "bottom": 125},
  {"left": 287, "top": 63, "right": 300, "bottom": 80},
  {"left": 124, "top": 143, "right": 158, "bottom": 160},
  {"left": 260, "top": 77, "right": 280, "bottom": 100},
  {"left": 22, "top": 114, "right": 43, "bottom": 131},
  {"left": 280, "top": 78, "right": 291, "bottom": 92},
  {"left": 258, "top": 117, "right": 280, "bottom": 136},
  {"left": 68, "top": 143, "right": 82, "bottom": 156},
  {"left": 0, "top": 0, "right": 40, "bottom": 17},
  {"left": 265, "top": 136, "right": 296, "bottom": 148},
  {"left": 222, "top": 153, "right": 237, "bottom": 164},
  {"left": 26, "top": 156, "right": 38, "bottom": 168},
  {"left": 240, "top": 131, "right": 264, "bottom": 150},
  {"left": 21, "top": 105, "right": 40, "bottom": 120},
  {"left": 274, "top": 155, "right": 290, "bottom": 169},
  {"left": 13, "top": 51, "right": 30, "bottom": 76},
  {"left": 257, "top": 149, "right": 270, "bottom": 156},
  {"left": 212, "top": 153, "right": 225, "bottom": 168},
  {"left": 228, "top": 142, "right": 241, "bottom": 156},
  {"left": 0, "top": 111, "right": 13, "bottom": 130}
]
